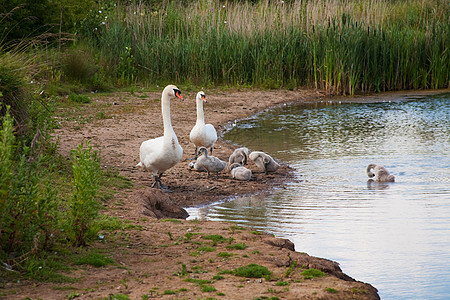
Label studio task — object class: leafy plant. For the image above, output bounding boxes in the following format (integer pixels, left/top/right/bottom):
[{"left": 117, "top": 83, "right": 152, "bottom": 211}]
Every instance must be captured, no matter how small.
[
  {"left": 67, "top": 141, "right": 101, "bottom": 247},
  {"left": 0, "top": 106, "right": 59, "bottom": 259}
]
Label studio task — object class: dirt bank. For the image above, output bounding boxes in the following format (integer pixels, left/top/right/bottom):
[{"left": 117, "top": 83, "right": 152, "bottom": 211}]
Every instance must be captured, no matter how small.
[{"left": 1, "top": 87, "right": 381, "bottom": 299}]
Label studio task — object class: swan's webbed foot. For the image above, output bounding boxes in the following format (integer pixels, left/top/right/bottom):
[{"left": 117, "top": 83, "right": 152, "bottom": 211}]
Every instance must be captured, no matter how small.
[{"left": 151, "top": 174, "right": 171, "bottom": 191}]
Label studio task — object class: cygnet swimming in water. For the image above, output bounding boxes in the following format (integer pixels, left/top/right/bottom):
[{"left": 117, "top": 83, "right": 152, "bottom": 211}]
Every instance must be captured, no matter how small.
[{"left": 366, "top": 164, "right": 395, "bottom": 182}]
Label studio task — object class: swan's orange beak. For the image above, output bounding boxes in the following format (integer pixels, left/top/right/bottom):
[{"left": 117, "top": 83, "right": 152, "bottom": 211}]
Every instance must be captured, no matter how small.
[
  {"left": 175, "top": 89, "right": 184, "bottom": 101},
  {"left": 202, "top": 94, "right": 207, "bottom": 103}
]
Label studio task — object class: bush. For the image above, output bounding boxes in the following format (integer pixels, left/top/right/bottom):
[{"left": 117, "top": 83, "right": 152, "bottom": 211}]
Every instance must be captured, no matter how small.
[
  {"left": 0, "top": 49, "right": 33, "bottom": 134},
  {"left": 0, "top": 107, "right": 58, "bottom": 260},
  {"left": 67, "top": 141, "right": 101, "bottom": 247}
]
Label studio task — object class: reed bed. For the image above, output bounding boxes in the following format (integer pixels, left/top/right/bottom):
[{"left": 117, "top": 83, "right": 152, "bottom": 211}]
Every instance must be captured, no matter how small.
[{"left": 88, "top": 0, "right": 449, "bottom": 94}]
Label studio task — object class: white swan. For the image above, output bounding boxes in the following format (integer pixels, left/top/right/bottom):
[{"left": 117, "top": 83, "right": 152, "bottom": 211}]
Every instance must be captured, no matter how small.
[
  {"left": 194, "top": 147, "right": 226, "bottom": 178},
  {"left": 228, "top": 147, "right": 249, "bottom": 168},
  {"left": 136, "top": 85, "right": 184, "bottom": 189},
  {"left": 189, "top": 91, "right": 217, "bottom": 159},
  {"left": 366, "top": 164, "right": 395, "bottom": 182},
  {"left": 229, "top": 163, "right": 252, "bottom": 181},
  {"left": 249, "top": 151, "right": 280, "bottom": 174}
]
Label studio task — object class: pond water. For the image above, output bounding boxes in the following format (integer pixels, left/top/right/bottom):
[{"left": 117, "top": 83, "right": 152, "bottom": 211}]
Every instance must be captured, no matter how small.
[{"left": 186, "top": 92, "right": 450, "bottom": 299}]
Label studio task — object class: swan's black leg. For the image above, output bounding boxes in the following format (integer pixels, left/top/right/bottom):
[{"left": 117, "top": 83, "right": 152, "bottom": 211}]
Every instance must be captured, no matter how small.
[
  {"left": 210, "top": 146, "right": 213, "bottom": 155},
  {"left": 264, "top": 162, "right": 269, "bottom": 175},
  {"left": 151, "top": 174, "right": 169, "bottom": 190},
  {"left": 189, "top": 147, "right": 199, "bottom": 160}
]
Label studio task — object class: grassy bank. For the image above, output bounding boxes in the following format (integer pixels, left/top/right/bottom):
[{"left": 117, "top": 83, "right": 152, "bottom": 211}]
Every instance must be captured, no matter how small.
[{"left": 85, "top": 0, "right": 449, "bottom": 94}]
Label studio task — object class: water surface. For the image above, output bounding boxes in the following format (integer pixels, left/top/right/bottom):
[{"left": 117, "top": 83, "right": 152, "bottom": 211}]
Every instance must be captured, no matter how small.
[{"left": 187, "top": 92, "right": 450, "bottom": 299}]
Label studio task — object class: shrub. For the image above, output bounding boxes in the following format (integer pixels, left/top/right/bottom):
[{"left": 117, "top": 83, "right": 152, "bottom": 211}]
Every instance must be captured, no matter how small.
[
  {"left": 67, "top": 141, "right": 101, "bottom": 247},
  {"left": 0, "top": 107, "right": 58, "bottom": 259}
]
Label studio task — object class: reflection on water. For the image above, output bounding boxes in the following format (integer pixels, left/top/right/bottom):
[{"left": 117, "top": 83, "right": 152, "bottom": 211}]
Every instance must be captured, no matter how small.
[{"left": 187, "top": 92, "right": 450, "bottom": 299}]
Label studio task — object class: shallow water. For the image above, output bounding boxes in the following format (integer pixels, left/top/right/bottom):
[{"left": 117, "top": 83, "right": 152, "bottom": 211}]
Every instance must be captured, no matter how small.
[{"left": 187, "top": 92, "right": 450, "bottom": 299}]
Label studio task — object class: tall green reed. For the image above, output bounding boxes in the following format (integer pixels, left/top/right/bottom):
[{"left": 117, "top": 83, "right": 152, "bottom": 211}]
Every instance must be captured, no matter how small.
[{"left": 85, "top": 0, "right": 449, "bottom": 94}]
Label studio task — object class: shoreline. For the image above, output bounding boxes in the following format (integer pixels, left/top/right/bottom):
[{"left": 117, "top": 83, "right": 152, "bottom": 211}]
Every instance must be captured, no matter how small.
[{"left": 8, "top": 88, "right": 447, "bottom": 299}]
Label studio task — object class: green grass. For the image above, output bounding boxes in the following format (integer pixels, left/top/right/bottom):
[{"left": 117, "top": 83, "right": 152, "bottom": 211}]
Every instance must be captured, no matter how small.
[
  {"left": 217, "top": 252, "right": 233, "bottom": 258},
  {"left": 69, "top": 93, "right": 91, "bottom": 104},
  {"left": 163, "top": 290, "right": 176, "bottom": 295},
  {"left": 301, "top": 268, "right": 326, "bottom": 279},
  {"left": 226, "top": 243, "right": 248, "bottom": 250},
  {"left": 198, "top": 246, "right": 216, "bottom": 252},
  {"left": 202, "top": 234, "right": 228, "bottom": 245},
  {"left": 233, "top": 264, "right": 271, "bottom": 278},
  {"left": 73, "top": 252, "right": 114, "bottom": 268}
]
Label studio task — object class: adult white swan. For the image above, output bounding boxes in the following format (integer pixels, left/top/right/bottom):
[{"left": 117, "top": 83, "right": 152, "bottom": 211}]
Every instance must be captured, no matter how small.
[
  {"left": 136, "top": 85, "right": 184, "bottom": 189},
  {"left": 189, "top": 91, "right": 217, "bottom": 159}
]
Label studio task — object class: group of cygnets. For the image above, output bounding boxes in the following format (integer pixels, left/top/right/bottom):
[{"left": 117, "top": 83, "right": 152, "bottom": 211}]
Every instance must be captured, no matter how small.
[
  {"left": 136, "top": 85, "right": 394, "bottom": 190},
  {"left": 189, "top": 146, "right": 280, "bottom": 180},
  {"left": 136, "top": 84, "right": 279, "bottom": 190}
]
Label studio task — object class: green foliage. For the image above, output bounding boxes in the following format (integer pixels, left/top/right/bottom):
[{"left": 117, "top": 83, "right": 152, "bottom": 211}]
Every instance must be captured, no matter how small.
[
  {"left": 226, "top": 243, "right": 248, "bottom": 250},
  {"left": 67, "top": 141, "right": 101, "bottom": 247},
  {"left": 117, "top": 46, "right": 137, "bottom": 84},
  {"left": 68, "top": 93, "right": 91, "bottom": 104},
  {"left": 217, "top": 252, "right": 233, "bottom": 258},
  {"left": 86, "top": 0, "right": 448, "bottom": 94},
  {"left": 184, "top": 278, "right": 212, "bottom": 285},
  {"left": 201, "top": 284, "right": 216, "bottom": 292},
  {"left": 275, "top": 281, "right": 289, "bottom": 286},
  {"left": 0, "top": 106, "right": 59, "bottom": 259},
  {"left": 174, "top": 263, "right": 189, "bottom": 277},
  {"left": 284, "top": 260, "right": 298, "bottom": 277},
  {"left": 198, "top": 246, "right": 216, "bottom": 253},
  {"left": 162, "top": 290, "right": 176, "bottom": 295},
  {"left": 0, "top": 48, "right": 33, "bottom": 133},
  {"left": 74, "top": 252, "right": 113, "bottom": 267},
  {"left": 325, "top": 287, "right": 338, "bottom": 293},
  {"left": 233, "top": 263, "right": 271, "bottom": 278},
  {"left": 202, "top": 234, "right": 227, "bottom": 246},
  {"left": 301, "top": 268, "right": 326, "bottom": 279},
  {"left": 105, "top": 294, "right": 129, "bottom": 300},
  {"left": 0, "top": 0, "right": 96, "bottom": 42}
]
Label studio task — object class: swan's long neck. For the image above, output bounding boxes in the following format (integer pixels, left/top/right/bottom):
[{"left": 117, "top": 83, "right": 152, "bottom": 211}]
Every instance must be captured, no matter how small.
[
  {"left": 196, "top": 97, "right": 205, "bottom": 125},
  {"left": 161, "top": 93, "right": 175, "bottom": 137},
  {"left": 366, "top": 164, "right": 376, "bottom": 174}
]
